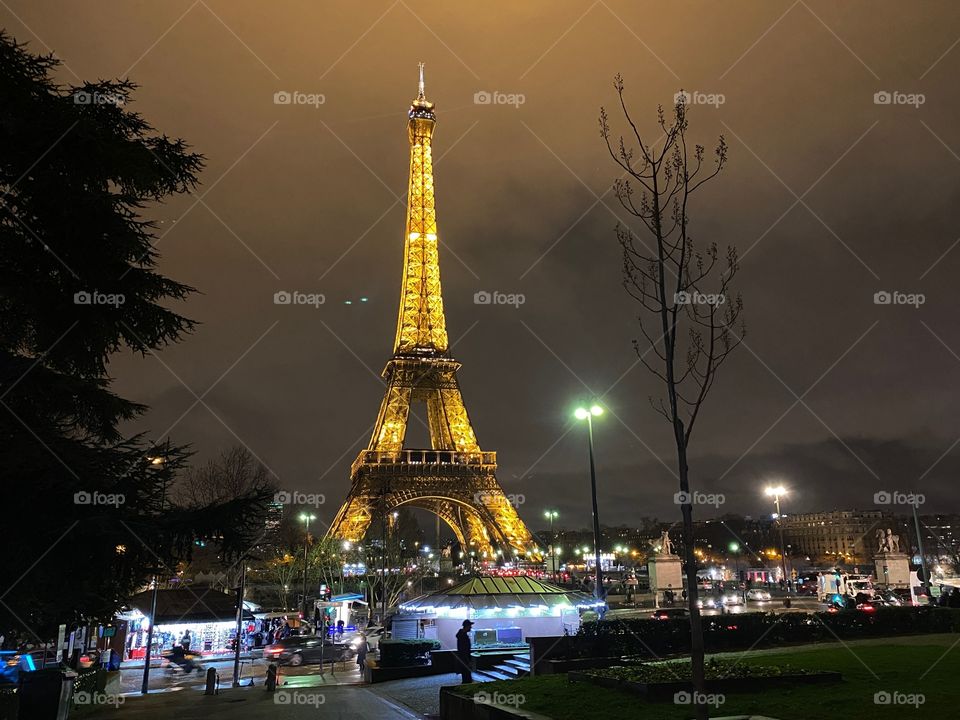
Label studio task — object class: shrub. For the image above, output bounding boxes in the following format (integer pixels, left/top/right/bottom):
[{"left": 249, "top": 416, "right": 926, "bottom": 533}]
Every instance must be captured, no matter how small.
[
  {"left": 378, "top": 639, "right": 441, "bottom": 668},
  {"left": 572, "top": 607, "right": 960, "bottom": 659}
]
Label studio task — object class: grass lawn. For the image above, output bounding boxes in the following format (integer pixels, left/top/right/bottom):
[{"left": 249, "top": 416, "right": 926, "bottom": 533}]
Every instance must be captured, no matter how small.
[{"left": 454, "top": 633, "right": 960, "bottom": 719}]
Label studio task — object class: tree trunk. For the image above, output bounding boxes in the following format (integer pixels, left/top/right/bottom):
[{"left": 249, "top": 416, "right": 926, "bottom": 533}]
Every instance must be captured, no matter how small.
[{"left": 677, "top": 434, "right": 709, "bottom": 720}]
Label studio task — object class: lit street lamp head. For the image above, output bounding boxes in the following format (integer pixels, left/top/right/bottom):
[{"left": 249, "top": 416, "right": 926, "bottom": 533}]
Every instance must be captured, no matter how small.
[
  {"left": 574, "top": 404, "right": 603, "bottom": 420},
  {"left": 764, "top": 485, "right": 787, "bottom": 497}
]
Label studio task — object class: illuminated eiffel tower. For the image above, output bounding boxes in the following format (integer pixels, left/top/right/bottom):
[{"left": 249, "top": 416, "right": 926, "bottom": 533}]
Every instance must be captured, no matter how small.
[{"left": 328, "top": 66, "right": 537, "bottom": 560}]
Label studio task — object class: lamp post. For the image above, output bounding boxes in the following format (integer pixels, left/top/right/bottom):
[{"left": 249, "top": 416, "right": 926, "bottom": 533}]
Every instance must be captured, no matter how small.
[
  {"left": 141, "top": 451, "right": 167, "bottom": 695},
  {"left": 299, "top": 513, "right": 316, "bottom": 622},
  {"left": 544, "top": 510, "right": 559, "bottom": 583},
  {"left": 574, "top": 404, "right": 604, "bottom": 604},
  {"left": 728, "top": 542, "right": 743, "bottom": 601},
  {"left": 764, "top": 485, "right": 789, "bottom": 591}
]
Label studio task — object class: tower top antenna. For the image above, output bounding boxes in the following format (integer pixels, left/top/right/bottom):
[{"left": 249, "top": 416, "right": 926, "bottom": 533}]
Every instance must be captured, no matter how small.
[{"left": 418, "top": 62, "right": 425, "bottom": 99}]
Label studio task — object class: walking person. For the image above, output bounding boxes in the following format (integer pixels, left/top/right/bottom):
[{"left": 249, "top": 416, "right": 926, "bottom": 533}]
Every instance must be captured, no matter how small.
[
  {"left": 455, "top": 619, "right": 474, "bottom": 683},
  {"left": 355, "top": 633, "right": 369, "bottom": 676}
]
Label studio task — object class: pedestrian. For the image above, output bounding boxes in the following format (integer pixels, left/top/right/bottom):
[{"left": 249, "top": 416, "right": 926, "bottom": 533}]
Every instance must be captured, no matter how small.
[
  {"left": 455, "top": 619, "right": 474, "bottom": 683},
  {"left": 355, "top": 633, "right": 369, "bottom": 675},
  {"left": 336, "top": 619, "right": 345, "bottom": 639},
  {"left": 180, "top": 630, "right": 191, "bottom": 651}
]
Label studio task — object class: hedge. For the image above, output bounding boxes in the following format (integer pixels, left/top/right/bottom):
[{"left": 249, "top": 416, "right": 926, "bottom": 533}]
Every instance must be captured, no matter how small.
[
  {"left": 378, "top": 638, "right": 441, "bottom": 668},
  {"left": 570, "top": 607, "right": 960, "bottom": 659}
]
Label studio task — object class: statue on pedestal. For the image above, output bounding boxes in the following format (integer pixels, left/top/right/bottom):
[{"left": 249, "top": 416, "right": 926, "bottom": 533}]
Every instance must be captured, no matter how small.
[
  {"left": 658, "top": 530, "right": 672, "bottom": 556},
  {"left": 875, "top": 528, "right": 902, "bottom": 554}
]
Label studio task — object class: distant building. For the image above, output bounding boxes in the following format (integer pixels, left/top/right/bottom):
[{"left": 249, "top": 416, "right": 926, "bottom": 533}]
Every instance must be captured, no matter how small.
[{"left": 782, "top": 510, "right": 884, "bottom": 563}]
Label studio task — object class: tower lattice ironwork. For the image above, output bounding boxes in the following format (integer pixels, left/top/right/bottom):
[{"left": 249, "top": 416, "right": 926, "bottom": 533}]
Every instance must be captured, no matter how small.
[{"left": 327, "top": 66, "right": 537, "bottom": 560}]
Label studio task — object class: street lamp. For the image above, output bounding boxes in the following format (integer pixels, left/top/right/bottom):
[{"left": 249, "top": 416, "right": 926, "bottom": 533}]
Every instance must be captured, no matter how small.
[
  {"left": 574, "top": 404, "right": 604, "bottom": 604},
  {"left": 544, "top": 510, "right": 559, "bottom": 583},
  {"left": 299, "top": 513, "right": 316, "bottom": 622},
  {"left": 728, "top": 542, "right": 743, "bottom": 600},
  {"left": 764, "top": 485, "right": 789, "bottom": 591}
]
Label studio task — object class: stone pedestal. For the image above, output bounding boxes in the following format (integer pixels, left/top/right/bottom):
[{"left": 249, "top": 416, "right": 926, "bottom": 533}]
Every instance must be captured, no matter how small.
[
  {"left": 648, "top": 554, "right": 683, "bottom": 595},
  {"left": 874, "top": 552, "right": 910, "bottom": 587}
]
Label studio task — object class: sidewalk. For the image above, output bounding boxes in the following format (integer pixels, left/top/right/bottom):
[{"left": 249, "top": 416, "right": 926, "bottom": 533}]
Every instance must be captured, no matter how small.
[{"left": 121, "top": 652, "right": 255, "bottom": 669}]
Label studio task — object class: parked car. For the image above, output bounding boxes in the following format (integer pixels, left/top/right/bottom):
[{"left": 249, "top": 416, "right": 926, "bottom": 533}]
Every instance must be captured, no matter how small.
[
  {"left": 746, "top": 589, "right": 772, "bottom": 602},
  {"left": 651, "top": 608, "right": 690, "bottom": 620},
  {"left": 264, "top": 636, "right": 354, "bottom": 666}
]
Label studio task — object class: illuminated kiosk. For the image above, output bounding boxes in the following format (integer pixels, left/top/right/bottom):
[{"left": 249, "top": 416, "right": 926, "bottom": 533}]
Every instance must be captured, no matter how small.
[{"left": 398, "top": 576, "right": 602, "bottom": 650}]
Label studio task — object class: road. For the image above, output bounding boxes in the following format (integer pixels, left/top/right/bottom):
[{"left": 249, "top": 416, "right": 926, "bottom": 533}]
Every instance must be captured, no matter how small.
[
  {"left": 119, "top": 658, "right": 361, "bottom": 695},
  {"left": 605, "top": 596, "right": 824, "bottom": 619},
  {"left": 91, "top": 684, "right": 416, "bottom": 719}
]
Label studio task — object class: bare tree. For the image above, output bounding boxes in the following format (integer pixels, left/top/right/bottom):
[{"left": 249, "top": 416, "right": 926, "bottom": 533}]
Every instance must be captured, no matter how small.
[
  {"left": 600, "top": 76, "right": 743, "bottom": 720},
  {"left": 178, "top": 446, "right": 274, "bottom": 507}
]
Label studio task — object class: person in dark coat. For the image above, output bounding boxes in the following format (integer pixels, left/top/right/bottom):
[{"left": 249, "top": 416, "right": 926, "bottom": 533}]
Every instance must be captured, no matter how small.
[
  {"left": 455, "top": 619, "right": 474, "bottom": 683},
  {"left": 355, "top": 633, "right": 369, "bottom": 675}
]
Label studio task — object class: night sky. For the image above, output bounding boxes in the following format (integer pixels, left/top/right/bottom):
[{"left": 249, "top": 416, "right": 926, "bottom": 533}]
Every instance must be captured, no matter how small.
[{"left": 7, "top": 1, "right": 960, "bottom": 531}]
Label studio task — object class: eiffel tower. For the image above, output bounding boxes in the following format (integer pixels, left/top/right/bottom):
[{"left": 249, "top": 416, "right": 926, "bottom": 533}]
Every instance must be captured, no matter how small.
[{"left": 328, "top": 66, "right": 537, "bottom": 560}]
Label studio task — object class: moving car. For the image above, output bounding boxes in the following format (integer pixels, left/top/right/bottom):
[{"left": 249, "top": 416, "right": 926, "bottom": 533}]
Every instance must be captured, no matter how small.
[
  {"left": 722, "top": 593, "right": 744, "bottom": 605},
  {"left": 344, "top": 625, "right": 386, "bottom": 652},
  {"left": 696, "top": 596, "right": 720, "bottom": 610},
  {"left": 651, "top": 608, "right": 690, "bottom": 620},
  {"left": 746, "top": 589, "right": 772, "bottom": 602},
  {"left": 264, "top": 636, "right": 354, "bottom": 666}
]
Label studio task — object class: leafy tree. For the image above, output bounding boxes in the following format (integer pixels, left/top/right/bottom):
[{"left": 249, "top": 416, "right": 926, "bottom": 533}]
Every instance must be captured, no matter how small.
[{"left": 0, "top": 32, "right": 268, "bottom": 638}]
